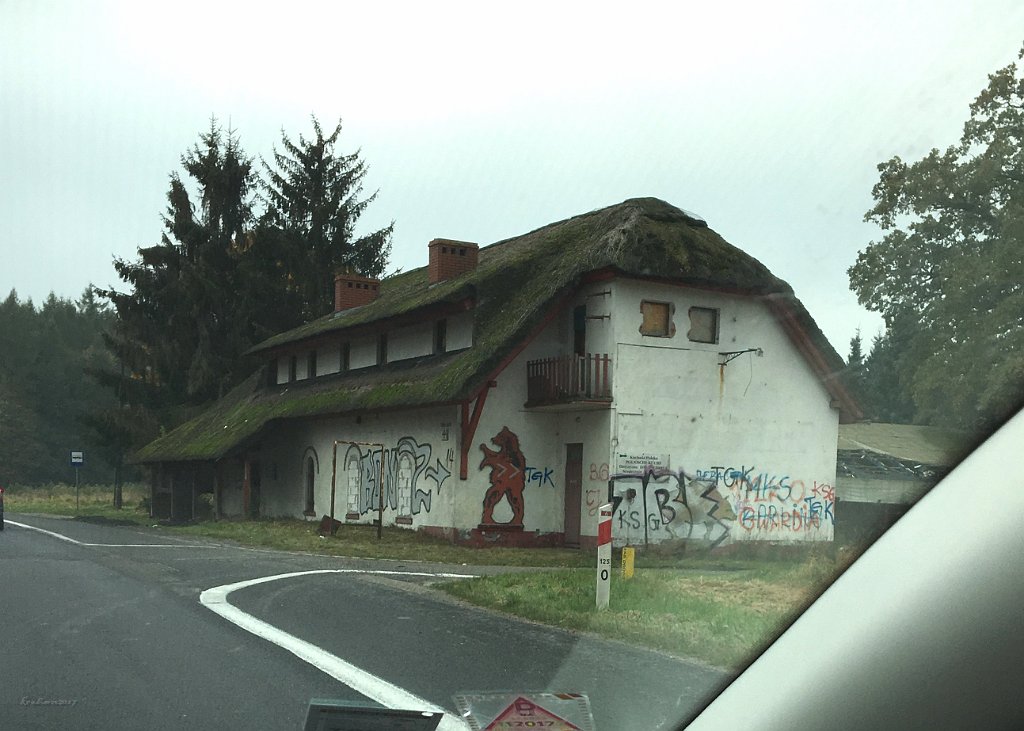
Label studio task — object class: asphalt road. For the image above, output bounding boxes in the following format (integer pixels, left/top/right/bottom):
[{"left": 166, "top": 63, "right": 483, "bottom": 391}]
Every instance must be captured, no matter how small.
[{"left": 0, "top": 514, "right": 727, "bottom": 730}]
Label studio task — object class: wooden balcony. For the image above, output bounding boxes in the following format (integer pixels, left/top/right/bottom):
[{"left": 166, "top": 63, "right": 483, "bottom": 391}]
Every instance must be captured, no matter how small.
[{"left": 526, "top": 353, "right": 612, "bottom": 409}]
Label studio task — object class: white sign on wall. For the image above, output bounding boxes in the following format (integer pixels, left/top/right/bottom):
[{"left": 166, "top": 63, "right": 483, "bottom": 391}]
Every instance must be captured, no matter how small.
[{"left": 615, "top": 453, "right": 669, "bottom": 473}]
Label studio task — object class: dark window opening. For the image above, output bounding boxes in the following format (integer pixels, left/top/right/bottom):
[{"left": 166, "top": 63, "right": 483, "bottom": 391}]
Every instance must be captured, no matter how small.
[
  {"left": 688, "top": 306, "right": 720, "bottom": 344},
  {"left": 573, "top": 305, "right": 587, "bottom": 356},
  {"left": 435, "top": 319, "right": 447, "bottom": 354},
  {"left": 304, "top": 456, "right": 315, "bottom": 514},
  {"left": 307, "top": 350, "right": 317, "bottom": 378},
  {"left": 378, "top": 333, "right": 388, "bottom": 365},
  {"left": 640, "top": 300, "right": 673, "bottom": 337},
  {"left": 341, "top": 342, "right": 350, "bottom": 372},
  {"left": 288, "top": 355, "right": 297, "bottom": 382}
]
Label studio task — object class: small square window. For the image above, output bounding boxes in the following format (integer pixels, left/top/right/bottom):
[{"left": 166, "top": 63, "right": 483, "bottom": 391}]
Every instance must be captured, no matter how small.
[
  {"left": 640, "top": 301, "right": 674, "bottom": 337},
  {"left": 688, "top": 307, "right": 719, "bottom": 344}
]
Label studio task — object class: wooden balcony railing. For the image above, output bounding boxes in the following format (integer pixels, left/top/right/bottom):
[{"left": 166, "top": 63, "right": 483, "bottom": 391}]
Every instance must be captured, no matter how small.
[{"left": 526, "top": 353, "right": 612, "bottom": 405}]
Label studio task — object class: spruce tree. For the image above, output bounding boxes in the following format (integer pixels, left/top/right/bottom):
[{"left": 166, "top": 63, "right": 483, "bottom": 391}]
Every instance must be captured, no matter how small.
[{"left": 258, "top": 116, "right": 393, "bottom": 323}]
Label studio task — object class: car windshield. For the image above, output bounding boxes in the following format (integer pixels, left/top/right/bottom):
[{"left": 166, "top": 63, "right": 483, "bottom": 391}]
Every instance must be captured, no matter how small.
[{"left": 2, "top": 3, "right": 1022, "bottom": 730}]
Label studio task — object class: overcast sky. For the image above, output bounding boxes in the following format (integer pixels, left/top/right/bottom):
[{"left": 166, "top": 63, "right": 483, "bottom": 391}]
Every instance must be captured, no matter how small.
[{"left": 3, "top": 1, "right": 1022, "bottom": 356}]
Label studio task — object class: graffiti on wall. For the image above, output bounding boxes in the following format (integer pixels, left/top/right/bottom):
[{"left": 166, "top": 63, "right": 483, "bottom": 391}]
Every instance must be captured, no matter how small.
[
  {"left": 343, "top": 436, "right": 450, "bottom": 518},
  {"left": 610, "top": 462, "right": 835, "bottom": 545},
  {"left": 694, "top": 466, "right": 834, "bottom": 537},
  {"left": 611, "top": 466, "right": 737, "bottom": 546},
  {"left": 479, "top": 426, "right": 527, "bottom": 526}
]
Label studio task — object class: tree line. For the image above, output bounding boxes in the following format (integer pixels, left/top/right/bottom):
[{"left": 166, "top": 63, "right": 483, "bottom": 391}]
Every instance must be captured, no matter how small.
[
  {"left": 1, "top": 116, "right": 392, "bottom": 486},
  {"left": 0, "top": 288, "right": 120, "bottom": 484}
]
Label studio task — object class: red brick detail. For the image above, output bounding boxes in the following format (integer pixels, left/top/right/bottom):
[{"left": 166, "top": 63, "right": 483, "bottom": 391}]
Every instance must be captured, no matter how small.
[
  {"left": 334, "top": 273, "right": 381, "bottom": 312},
  {"left": 428, "top": 239, "right": 479, "bottom": 284}
]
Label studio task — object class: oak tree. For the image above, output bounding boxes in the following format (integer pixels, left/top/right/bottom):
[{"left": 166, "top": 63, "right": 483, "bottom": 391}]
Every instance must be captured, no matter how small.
[{"left": 849, "top": 47, "right": 1024, "bottom": 430}]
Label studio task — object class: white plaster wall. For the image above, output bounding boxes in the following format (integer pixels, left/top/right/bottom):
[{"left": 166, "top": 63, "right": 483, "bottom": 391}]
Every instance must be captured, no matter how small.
[
  {"left": 608, "top": 279, "right": 839, "bottom": 544},
  {"left": 255, "top": 407, "right": 460, "bottom": 531},
  {"left": 455, "top": 303, "right": 612, "bottom": 538},
  {"left": 447, "top": 311, "right": 473, "bottom": 350},
  {"left": 349, "top": 336, "right": 377, "bottom": 369},
  {"left": 389, "top": 323, "right": 434, "bottom": 361}
]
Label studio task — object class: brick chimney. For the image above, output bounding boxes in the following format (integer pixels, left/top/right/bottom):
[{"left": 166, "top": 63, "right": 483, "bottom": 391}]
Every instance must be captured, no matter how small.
[
  {"left": 428, "top": 239, "right": 479, "bottom": 284},
  {"left": 334, "top": 271, "right": 381, "bottom": 312}
]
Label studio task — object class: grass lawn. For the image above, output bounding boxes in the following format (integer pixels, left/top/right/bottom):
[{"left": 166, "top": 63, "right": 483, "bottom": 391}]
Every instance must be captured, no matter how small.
[
  {"left": 436, "top": 558, "right": 839, "bottom": 670},
  {"left": 5, "top": 482, "right": 850, "bottom": 668}
]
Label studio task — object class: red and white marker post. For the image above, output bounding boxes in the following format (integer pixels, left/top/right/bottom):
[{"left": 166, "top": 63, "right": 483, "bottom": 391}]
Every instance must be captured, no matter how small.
[{"left": 596, "top": 503, "right": 612, "bottom": 610}]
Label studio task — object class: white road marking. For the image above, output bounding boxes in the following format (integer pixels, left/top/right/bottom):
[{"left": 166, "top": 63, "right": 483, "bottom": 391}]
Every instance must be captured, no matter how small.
[
  {"left": 10, "top": 517, "right": 476, "bottom": 728},
  {"left": 6, "top": 519, "right": 212, "bottom": 547},
  {"left": 200, "top": 570, "right": 472, "bottom": 731}
]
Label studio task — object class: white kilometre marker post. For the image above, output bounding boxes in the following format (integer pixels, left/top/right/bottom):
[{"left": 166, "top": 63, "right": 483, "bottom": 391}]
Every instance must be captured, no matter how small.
[{"left": 596, "top": 503, "right": 612, "bottom": 610}]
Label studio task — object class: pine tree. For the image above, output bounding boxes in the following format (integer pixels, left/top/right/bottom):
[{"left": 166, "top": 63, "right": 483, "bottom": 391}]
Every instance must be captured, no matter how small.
[
  {"left": 99, "top": 118, "right": 257, "bottom": 411},
  {"left": 258, "top": 116, "right": 392, "bottom": 323}
]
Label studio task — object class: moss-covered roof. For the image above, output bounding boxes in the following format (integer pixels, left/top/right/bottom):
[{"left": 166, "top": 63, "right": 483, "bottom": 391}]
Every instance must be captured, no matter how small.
[{"left": 134, "top": 197, "right": 855, "bottom": 463}]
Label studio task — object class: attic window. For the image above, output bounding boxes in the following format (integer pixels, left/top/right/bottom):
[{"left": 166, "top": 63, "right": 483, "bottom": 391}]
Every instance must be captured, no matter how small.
[
  {"left": 458, "top": 248, "right": 466, "bottom": 256},
  {"left": 688, "top": 306, "right": 720, "bottom": 344},
  {"left": 640, "top": 300, "right": 674, "bottom": 337}
]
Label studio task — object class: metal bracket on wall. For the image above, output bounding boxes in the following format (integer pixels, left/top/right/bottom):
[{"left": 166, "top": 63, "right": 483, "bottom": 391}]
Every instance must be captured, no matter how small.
[{"left": 718, "top": 347, "right": 763, "bottom": 366}]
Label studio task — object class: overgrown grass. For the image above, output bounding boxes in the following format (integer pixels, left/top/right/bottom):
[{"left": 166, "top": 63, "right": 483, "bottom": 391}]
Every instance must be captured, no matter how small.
[
  {"left": 2, "top": 483, "right": 590, "bottom": 566},
  {"left": 3, "top": 483, "right": 150, "bottom": 521},
  {"left": 437, "top": 557, "right": 839, "bottom": 669}
]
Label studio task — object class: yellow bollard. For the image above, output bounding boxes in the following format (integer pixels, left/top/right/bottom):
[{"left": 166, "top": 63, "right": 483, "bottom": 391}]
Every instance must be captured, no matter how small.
[{"left": 621, "top": 546, "right": 635, "bottom": 579}]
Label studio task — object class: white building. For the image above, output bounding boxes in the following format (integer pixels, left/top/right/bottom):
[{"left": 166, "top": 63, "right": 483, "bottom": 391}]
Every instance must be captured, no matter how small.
[{"left": 135, "top": 198, "right": 859, "bottom": 548}]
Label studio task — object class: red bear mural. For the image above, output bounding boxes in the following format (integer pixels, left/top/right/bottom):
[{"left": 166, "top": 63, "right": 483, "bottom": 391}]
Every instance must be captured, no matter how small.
[{"left": 479, "top": 426, "right": 526, "bottom": 526}]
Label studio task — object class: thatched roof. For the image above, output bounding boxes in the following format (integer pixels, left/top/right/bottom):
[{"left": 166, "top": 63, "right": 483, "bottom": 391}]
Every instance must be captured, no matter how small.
[{"left": 134, "top": 197, "right": 857, "bottom": 464}]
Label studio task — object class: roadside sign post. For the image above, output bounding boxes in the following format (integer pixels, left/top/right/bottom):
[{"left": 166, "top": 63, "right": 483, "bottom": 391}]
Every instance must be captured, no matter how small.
[
  {"left": 70, "top": 451, "right": 85, "bottom": 512},
  {"left": 596, "top": 503, "right": 612, "bottom": 610}
]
